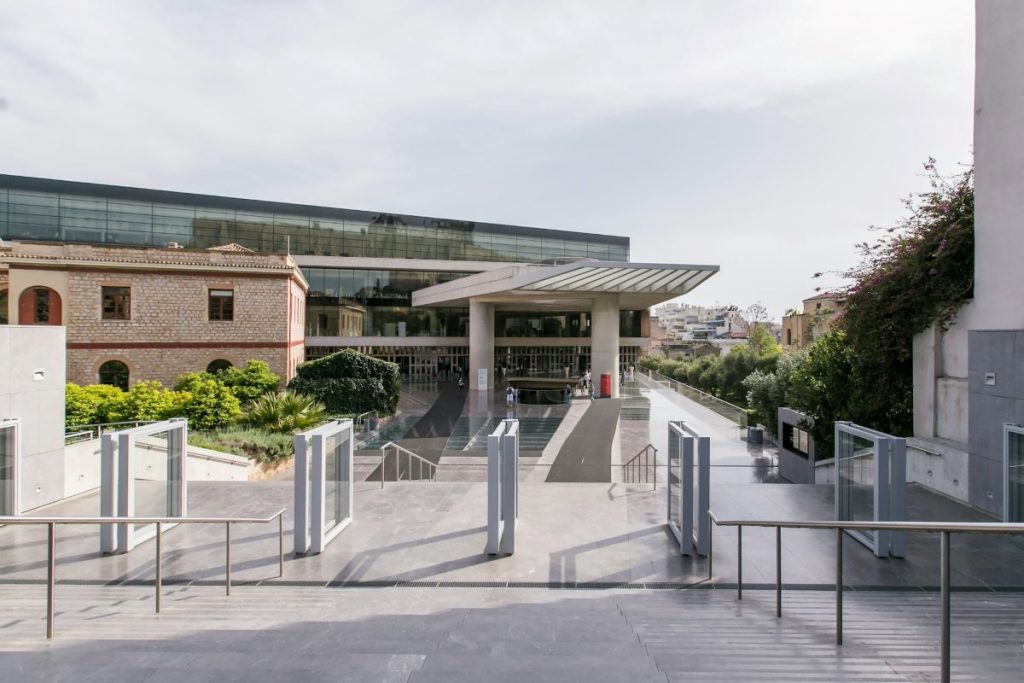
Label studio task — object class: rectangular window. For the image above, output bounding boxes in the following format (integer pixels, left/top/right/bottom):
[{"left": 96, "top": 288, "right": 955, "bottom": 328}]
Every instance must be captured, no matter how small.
[
  {"left": 101, "top": 286, "right": 131, "bottom": 320},
  {"left": 209, "top": 289, "right": 234, "bottom": 321}
]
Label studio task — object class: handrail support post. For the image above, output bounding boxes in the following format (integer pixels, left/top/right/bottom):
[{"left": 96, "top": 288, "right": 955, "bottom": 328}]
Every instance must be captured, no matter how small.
[
  {"left": 155, "top": 522, "right": 162, "bottom": 614},
  {"left": 225, "top": 522, "right": 231, "bottom": 596},
  {"left": 46, "top": 522, "right": 55, "bottom": 639},
  {"left": 836, "top": 527, "right": 843, "bottom": 645},
  {"left": 776, "top": 526, "right": 782, "bottom": 618},
  {"left": 737, "top": 524, "right": 742, "bottom": 600},
  {"left": 941, "top": 530, "right": 950, "bottom": 683}
]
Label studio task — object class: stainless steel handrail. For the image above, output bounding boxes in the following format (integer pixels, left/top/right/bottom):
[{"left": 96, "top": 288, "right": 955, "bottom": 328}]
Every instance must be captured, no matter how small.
[
  {"left": 708, "top": 510, "right": 1024, "bottom": 683},
  {"left": 642, "top": 368, "right": 749, "bottom": 428},
  {"left": 621, "top": 444, "right": 658, "bottom": 489},
  {"left": 0, "top": 509, "right": 286, "bottom": 639},
  {"left": 63, "top": 420, "right": 159, "bottom": 442},
  {"left": 378, "top": 441, "right": 437, "bottom": 487}
]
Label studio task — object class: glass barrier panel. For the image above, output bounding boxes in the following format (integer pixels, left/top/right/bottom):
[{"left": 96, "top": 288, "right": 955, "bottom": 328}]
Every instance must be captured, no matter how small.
[
  {"left": 0, "top": 423, "right": 14, "bottom": 516},
  {"left": 1008, "top": 428, "right": 1024, "bottom": 523},
  {"left": 837, "top": 429, "right": 877, "bottom": 549}
]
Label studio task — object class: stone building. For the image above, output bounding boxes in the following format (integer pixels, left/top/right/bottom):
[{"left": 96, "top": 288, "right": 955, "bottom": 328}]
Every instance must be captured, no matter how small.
[
  {"left": 0, "top": 242, "right": 306, "bottom": 388},
  {"left": 780, "top": 292, "right": 847, "bottom": 350}
]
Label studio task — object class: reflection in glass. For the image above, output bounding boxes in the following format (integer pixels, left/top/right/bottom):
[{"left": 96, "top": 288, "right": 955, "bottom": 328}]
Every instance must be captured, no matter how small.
[
  {"left": 668, "top": 430, "right": 680, "bottom": 532},
  {"left": 323, "top": 430, "right": 351, "bottom": 533},
  {"left": 0, "top": 422, "right": 14, "bottom": 516},
  {"left": 132, "top": 430, "right": 170, "bottom": 539},
  {"left": 0, "top": 184, "right": 630, "bottom": 263},
  {"left": 837, "top": 430, "right": 876, "bottom": 547},
  {"left": 1008, "top": 429, "right": 1024, "bottom": 523}
]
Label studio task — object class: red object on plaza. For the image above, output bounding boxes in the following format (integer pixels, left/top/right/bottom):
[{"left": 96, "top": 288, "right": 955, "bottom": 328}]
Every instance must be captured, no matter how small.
[{"left": 600, "top": 373, "right": 612, "bottom": 398}]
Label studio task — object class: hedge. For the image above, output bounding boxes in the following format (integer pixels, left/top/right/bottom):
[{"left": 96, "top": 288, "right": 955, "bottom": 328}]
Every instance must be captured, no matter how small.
[{"left": 287, "top": 349, "right": 401, "bottom": 415}]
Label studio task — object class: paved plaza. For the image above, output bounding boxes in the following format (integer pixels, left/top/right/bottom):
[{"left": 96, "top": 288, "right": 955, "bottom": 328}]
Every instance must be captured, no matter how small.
[{"left": 3, "top": 378, "right": 1024, "bottom": 680}]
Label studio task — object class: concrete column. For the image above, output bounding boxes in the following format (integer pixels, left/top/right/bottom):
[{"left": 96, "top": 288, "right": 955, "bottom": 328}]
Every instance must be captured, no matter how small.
[
  {"left": 590, "top": 294, "right": 620, "bottom": 398},
  {"left": 469, "top": 298, "right": 494, "bottom": 391}
]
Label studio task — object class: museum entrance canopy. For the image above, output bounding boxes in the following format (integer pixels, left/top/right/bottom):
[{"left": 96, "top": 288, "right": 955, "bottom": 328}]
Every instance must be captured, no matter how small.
[
  {"left": 412, "top": 259, "right": 719, "bottom": 396},
  {"left": 411, "top": 259, "right": 718, "bottom": 310}
]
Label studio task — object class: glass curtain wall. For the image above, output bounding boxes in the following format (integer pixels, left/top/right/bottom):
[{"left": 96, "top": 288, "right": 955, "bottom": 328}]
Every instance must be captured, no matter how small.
[{"left": 0, "top": 186, "right": 629, "bottom": 263}]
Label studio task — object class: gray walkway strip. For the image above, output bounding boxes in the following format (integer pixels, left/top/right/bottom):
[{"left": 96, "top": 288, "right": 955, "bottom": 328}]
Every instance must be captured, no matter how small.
[
  {"left": 546, "top": 399, "right": 622, "bottom": 482},
  {"left": 404, "top": 387, "right": 468, "bottom": 439}
]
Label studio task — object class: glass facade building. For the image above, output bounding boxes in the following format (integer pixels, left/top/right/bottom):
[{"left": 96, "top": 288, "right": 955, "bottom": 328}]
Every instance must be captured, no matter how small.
[
  {"left": 0, "top": 175, "right": 628, "bottom": 263},
  {"left": 1, "top": 175, "right": 643, "bottom": 382}
]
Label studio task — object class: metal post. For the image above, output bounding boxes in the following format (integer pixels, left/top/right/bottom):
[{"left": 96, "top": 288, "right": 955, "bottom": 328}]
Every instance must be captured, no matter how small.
[
  {"left": 941, "top": 530, "right": 950, "bottom": 683},
  {"left": 653, "top": 448, "right": 657, "bottom": 491},
  {"left": 278, "top": 512, "right": 284, "bottom": 578},
  {"left": 737, "top": 525, "right": 742, "bottom": 600},
  {"left": 155, "top": 522, "right": 162, "bottom": 614},
  {"left": 708, "top": 518, "right": 713, "bottom": 580},
  {"left": 776, "top": 526, "right": 782, "bottom": 618},
  {"left": 836, "top": 527, "right": 843, "bottom": 645},
  {"left": 225, "top": 522, "right": 231, "bottom": 596},
  {"left": 46, "top": 522, "right": 55, "bottom": 639}
]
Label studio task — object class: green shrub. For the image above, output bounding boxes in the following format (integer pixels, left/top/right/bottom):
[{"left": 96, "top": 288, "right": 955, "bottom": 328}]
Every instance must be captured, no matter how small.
[
  {"left": 743, "top": 350, "right": 807, "bottom": 437},
  {"left": 116, "top": 381, "right": 183, "bottom": 422},
  {"left": 179, "top": 378, "right": 242, "bottom": 431},
  {"left": 216, "top": 360, "right": 281, "bottom": 403},
  {"left": 188, "top": 427, "right": 294, "bottom": 465},
  {"left": 65, "top": 383, "right": 127, "bottom": 429},
  {"left": 241, "top": 392, "right": 327, "bottom": 434},
  {"left": 288, "top": 349, "right": 400, "bottom": 415}
]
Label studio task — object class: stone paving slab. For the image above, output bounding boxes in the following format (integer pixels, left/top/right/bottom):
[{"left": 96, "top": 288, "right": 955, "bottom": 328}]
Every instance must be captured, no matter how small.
[{"left": 1, "top": 584, "right": 1023, "bottom": 681}]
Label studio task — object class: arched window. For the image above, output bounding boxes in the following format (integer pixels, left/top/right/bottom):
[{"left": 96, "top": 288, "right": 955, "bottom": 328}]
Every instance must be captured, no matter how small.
[
  {"left": 18, "top": 287, "right": 62, "bottom": 325},
  {"left": 206, "top": 359, "right": 233, "bottom": 374},
  {"left": 98, "top": 360, "right": 130, "bottom": 391},
  {"left": 0, "top": 289, "right": 8, "bottom": 325}
]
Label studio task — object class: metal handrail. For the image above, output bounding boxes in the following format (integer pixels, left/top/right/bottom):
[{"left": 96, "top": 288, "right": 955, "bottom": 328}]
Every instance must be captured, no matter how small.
[
  {"left": 378, "top": 441, "right": 437, "bottom": 487},
  {"left": 642, "top": 368, "right": 748, "bottom": 428},
  {"left": 0, "top": 509, "right": 286, "bottom": 639},
  {"left": 63, "top": 420, "right": 158, "bottom": 442},
  {"left": 707, "top": 510, "right": 1024, "bottom": 683},
  {"left": 621, "top": 444, "right": 658, "bottom": 489}
]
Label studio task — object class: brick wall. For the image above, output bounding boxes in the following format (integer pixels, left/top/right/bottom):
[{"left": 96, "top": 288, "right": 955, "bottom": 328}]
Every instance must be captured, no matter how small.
[{"left": 64, "top": 269, "right": 302, "bottom": 388}]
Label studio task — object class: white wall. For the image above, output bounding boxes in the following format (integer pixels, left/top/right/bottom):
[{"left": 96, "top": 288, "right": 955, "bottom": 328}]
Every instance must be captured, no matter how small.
[
  {"left": 63, "top": 438, "right": 250, "bottom": 500},
  {"left": 0, "top": 325, "right": 66, "bottom": 512}
]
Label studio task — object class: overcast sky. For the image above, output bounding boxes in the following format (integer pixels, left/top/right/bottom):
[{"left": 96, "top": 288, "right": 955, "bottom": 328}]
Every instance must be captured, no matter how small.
[{"left": 0, "top": 1, "right": 974, "bottom": 318}]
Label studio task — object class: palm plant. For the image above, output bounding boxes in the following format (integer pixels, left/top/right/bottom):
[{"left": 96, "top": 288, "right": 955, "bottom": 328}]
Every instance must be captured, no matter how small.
[{"left": 241, "top": 391, "right": 327, "bottom": 434}]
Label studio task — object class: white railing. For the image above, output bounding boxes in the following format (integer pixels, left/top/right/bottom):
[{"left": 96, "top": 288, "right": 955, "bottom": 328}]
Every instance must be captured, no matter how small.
[{"left": 378, "top": 441, "right": 437, "bottom": 487}]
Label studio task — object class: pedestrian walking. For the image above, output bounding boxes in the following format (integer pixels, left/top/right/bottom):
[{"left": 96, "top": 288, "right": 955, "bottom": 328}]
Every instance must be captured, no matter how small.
[{"left": 506, "top": 384, "right": 515, "bottom": 408}]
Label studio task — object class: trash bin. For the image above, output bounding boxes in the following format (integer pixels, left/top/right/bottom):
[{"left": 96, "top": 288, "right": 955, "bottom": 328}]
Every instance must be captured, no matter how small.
[
  {"left": 747, "top": 426, "right": 764, "bottom": 444},
  {"left": 600, "top": 373, "right": 612, "bottom": 398}
]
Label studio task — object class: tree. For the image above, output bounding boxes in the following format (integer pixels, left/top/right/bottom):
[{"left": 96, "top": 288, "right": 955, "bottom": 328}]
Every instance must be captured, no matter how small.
[
  {"left": 742, "top": 302, "right": 770, "bottom": 335},
  {"left": 827, "top": 160, "right": 973, "bottom": 437},
  {"left": 786, "top": 331, "right": 855, "bottom": 454},
  {"left": 288, "top": 349, "right": 401, "bottom": 415},
  {"left": 743, "top": 350, "right": 807, "bottom": 437}
]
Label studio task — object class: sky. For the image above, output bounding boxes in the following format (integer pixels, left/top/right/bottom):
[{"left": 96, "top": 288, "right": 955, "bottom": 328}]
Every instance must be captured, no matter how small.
[{"left": 0, "top": 1, "right": 975, "bottom": 318}]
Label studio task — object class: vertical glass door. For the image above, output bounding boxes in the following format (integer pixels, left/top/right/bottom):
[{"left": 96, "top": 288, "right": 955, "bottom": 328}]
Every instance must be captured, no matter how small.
[
  {"left": 0, "top": 420, "right": 17, "bottom": 516},
  {"left": 1005, "top": 425, "right": 1024, "bottom": 522}
]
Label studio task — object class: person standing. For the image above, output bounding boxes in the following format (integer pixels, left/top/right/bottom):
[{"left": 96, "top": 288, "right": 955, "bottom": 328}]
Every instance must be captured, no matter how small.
[{"left": 506, "top": 384, "right": 515, "bottom": 408}]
